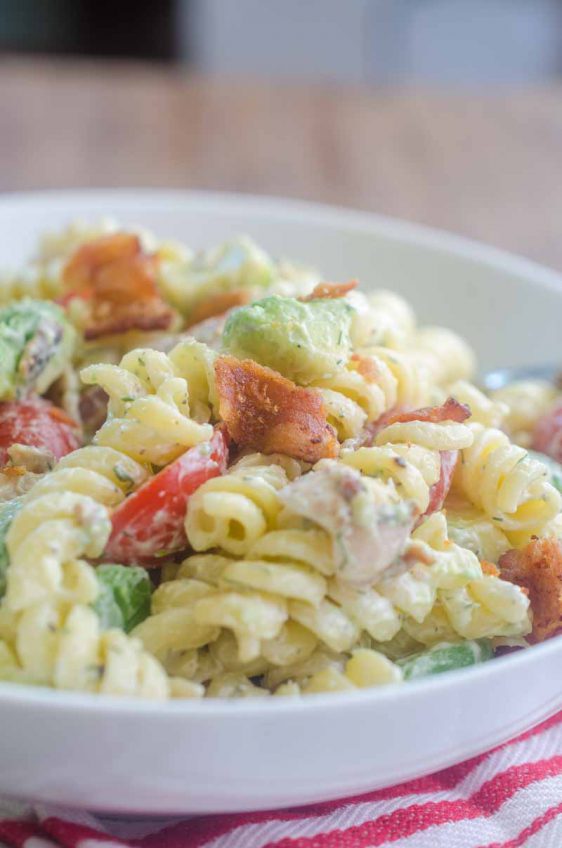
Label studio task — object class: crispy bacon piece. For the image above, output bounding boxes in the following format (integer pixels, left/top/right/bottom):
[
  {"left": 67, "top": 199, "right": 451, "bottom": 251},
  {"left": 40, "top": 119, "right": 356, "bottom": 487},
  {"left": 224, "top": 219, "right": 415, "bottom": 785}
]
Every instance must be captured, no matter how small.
[
  {"left": 425, "top": 450, "right": 459, "bottom": 516},
  {"left": 186, "top": 290, "right": 252, "bottom": 328},
  {"left": 385, "top": 397, "right": 471, "bottom": 427},
  {"left": 62, "top": 233, "right": 177, "bottom": 340},
  {"left": 300, "top": 280, "right": 357, "bottom": 301},
  {"left": 214, "top": 355, "right": 339, "bottom": 463},
  {"left": 353, "top": 398, "right": 470, "bottom": 449},
  {"left": 499, "top": 538, "right": 562, "bottom": 642}
]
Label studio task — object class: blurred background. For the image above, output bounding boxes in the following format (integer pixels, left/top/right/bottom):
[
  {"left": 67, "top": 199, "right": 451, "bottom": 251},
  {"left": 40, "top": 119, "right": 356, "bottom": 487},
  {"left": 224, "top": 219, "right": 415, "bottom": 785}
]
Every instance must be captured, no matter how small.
[
  {"left": 3, "top": 0, "right": 562, "bottom": 85},
  {"left": 1, "top": 0, "right": 562, "bottom": 267}
]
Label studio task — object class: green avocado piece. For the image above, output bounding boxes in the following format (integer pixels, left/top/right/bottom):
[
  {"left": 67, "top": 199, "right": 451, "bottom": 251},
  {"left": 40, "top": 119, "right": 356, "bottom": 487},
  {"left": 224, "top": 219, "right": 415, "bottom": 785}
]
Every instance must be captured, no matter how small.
[
  {"left": 93, "top": 564, "right": 152, "bottom": 633},
  {"left": 527, "top": 450, "right": 562, "bottom": 495},
  {"left": 221, "top": 295, "right": 353, "bottom": 384},
  {"left": 0, "top": 498, "right": 21, "bottom": 599},
  {"left": 0, "top": 299, "right": 76, "bottom": 400}
]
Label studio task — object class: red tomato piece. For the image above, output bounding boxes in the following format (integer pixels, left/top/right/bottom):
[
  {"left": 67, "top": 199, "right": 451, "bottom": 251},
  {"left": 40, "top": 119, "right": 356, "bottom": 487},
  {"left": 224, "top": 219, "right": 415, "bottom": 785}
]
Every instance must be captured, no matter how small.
[
  {"left": 0, "top": 397, "right": 81, "bottom": 465},
  {"left": 425, "top": 449, "right": 458, "bottom": 516},
  {"left": 104, "top": 426, "right": 230, "bottom": 566},
  {"left": 532, "top": 402, "right": 562, "bottom": 462}
]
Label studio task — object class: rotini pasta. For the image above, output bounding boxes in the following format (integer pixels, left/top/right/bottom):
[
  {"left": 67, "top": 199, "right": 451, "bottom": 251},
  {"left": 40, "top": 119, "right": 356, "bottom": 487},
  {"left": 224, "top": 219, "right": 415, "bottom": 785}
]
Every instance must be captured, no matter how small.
[
  {"left": 410, "top": 326, "right": 476, "bottom": 386},
  {"left": 0, "top": 219, "right": 553, "bottom": 701},
  {"left": 491, "top": 380, "right": 559, "bottom": 447},
  {"left": 185, "top": 460, "right": 289, "bottom": 555},
  {"left": 81, "top": 348, "right": 212, "bottom": 465},
  {"left": 456, "top": 423, "right": 561, "bottom": 539},
  {"left": 448, "top": 381, "right": 507, "bottom": 430},
  {"left": 350, "top": 290, "right": 416, "bottom": 349}
]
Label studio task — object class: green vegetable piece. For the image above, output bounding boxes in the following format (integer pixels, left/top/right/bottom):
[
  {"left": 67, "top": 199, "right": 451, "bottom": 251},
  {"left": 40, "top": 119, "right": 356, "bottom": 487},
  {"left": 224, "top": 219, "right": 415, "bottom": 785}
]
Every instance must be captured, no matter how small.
[
  {"left": 222, "top": 295, "right": 353, "bottom": 384},
  {"left": 93, "top": 564, "right": 152, "bottom": 633},
  {"left": 528, "top": 450, "right": 562, "bottom": 495},
  {"left": 0, "top": 498, "right": 21, "bottom": 599},
  {"left": 0, "top": 299, "right": 76, "bottom": 400},
  {"left": 398, "top": 639, "right": 493, "bottom": 680}
]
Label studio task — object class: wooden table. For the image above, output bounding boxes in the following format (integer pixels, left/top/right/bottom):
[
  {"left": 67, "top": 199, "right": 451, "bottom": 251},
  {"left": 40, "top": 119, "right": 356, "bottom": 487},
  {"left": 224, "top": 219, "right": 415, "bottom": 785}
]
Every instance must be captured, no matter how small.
[{"left": 2, "top": 57, "right": 562, "bottom": 269}]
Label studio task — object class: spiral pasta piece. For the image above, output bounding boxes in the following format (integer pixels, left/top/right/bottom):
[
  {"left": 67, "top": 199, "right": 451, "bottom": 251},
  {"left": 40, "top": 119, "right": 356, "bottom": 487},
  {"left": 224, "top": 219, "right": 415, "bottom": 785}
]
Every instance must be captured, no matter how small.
[
  {"left": 5, "top": 492, "right": 107, "bottom": 612},
  {"left": 362, "top": 347, "right": 431, "bottom": 411},
  {"left": 81, "top": 348, "right": 212, "bottom": 465},
  {"left": 0, "top": 261, "right": 63, "bottom": 305},
  {"left": 456, "top": 423, "right": 562, "bottom": 537},
  {"left": 375, "top": 413, "right": 474, "bottom": 453},
  {"left": 379, "top": 512, "right": 531, "bottom": 645},
  {"left": 137, "top": 552, "right": 289, "bottom": 665},
  {"left": 491, "top": 380, "right": 559, "bottom": 447},
  {"left": 410, "top": 326, "right": 476, "bottom": 386},
  {"left": 311, "top": 347, "right": 430, "bottom": 440},
  {"left": 349, "top": 290, "right": 416, "bottom": 349},
  {"left": 10, "top": 602, "right": 169, "bottom": 697},
  {"left": 302, "top": 649, "right": 403, "bottom": 693},
  {"left": 267, "top": 647, "right": 402, "bottom": 696},
  {"left": 311, "top": 355, "right": 394, "bottom": 440},
  {"left": 446, "top": 504, "right": 511, "bottom": 563},
  {"left": 1, "top": 499, "right": 171, "bottom": 696},
  {"left": 341, "top": 444, "right": 442, "bottom": 513},
  {"left": 3, "top": 435, "right": 153, "bottom": 615},
  {"left": 0, "top": 396, "right": 181, "bottom": 695},
  {"left": 185, "top": 461, "right": 289, "bottom": 555},
  {"left": 168, "top": 339, "right": 219, "bottom": 423},
  {"left": 449, "top": 381, "right": 507, "bottom": 430}
]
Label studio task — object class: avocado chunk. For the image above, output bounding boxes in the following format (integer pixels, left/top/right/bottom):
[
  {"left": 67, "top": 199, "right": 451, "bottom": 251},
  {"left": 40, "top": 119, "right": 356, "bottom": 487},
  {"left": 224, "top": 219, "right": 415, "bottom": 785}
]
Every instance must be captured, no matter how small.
[
  {"left": 221, "top": 295, "right": 353, "bottom": 384},
  {"left": 93, "top": 564, "right": 152, "bottom": 633},
  {"left": 0, "top": 299, "right": 76, "bottom": 400}
]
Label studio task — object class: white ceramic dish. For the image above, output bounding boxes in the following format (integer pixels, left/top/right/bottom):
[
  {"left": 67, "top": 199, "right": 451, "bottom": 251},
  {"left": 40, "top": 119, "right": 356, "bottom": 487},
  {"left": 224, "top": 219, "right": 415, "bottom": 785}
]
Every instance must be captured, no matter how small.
[{"left": 0, "top": 189, "right": 561, "bottom": 815}]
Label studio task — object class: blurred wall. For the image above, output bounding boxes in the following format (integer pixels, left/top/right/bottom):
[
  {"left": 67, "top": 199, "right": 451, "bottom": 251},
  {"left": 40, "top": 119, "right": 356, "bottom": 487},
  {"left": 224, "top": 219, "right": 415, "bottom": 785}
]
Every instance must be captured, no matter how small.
[{"left": 182, "top": 0, "right": 562, "bottom": 85}]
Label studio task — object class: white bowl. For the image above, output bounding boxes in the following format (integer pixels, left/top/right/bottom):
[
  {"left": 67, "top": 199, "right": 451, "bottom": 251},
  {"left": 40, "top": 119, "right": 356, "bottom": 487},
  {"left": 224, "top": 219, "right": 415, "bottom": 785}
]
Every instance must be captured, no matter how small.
[{"left": 0, "top": 189, "right": 561, "bottom": 815}]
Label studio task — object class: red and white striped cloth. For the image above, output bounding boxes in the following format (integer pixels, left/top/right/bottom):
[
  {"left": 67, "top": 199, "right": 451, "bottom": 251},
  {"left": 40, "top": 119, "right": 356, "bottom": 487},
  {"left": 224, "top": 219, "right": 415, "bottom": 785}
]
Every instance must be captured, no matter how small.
[{"left": 1, "top": 712, "right": 562, "bottom": 848}]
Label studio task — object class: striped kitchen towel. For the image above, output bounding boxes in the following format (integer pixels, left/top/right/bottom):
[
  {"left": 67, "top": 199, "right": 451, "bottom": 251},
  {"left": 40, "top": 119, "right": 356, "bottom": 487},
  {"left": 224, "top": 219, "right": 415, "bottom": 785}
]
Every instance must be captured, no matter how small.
[{"left": 0, "top": 711, "right": 561, "bottom": 848}]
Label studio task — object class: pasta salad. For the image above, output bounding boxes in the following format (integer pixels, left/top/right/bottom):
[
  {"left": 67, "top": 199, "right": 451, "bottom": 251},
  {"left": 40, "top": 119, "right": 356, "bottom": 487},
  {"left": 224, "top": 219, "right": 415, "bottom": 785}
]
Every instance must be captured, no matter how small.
[{"left": 0, "top": 220, "right": 560, "bottom": 700}]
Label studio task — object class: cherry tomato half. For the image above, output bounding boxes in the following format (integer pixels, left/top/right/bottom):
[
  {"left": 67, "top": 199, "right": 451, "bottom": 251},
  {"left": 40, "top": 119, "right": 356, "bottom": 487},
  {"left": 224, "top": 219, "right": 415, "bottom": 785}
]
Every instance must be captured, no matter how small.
[
  {"left": 104, "top": 426, "right": 229, "bottom": 566},
  {"left": 0, "top": 397, "right": 81, "bottom": 465}
]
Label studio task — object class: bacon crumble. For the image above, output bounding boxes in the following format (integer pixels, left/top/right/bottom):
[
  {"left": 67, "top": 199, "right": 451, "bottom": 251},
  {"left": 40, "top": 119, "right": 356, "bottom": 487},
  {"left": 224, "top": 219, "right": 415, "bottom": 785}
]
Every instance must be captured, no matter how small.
[
  {"left": 499, "top": 538, "right": 562, "bottom": 642},
  {"left": 386, "top": 397, "right": 471, "bottom": 427},
  {"left": 62, "top": 233, "right": 177, "bottom": 340},
  {"left": 299, "top": 280, "right": 357, "bottom": 302},
  {"left": 214, "top": 355, "right": 339, "bottom": 463}
]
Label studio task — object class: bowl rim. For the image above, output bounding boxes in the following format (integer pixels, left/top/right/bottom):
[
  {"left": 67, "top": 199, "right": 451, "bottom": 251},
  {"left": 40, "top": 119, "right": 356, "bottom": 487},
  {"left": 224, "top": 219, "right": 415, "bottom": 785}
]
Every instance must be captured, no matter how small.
[
  {"left": 0, "top": 186, "right": 560, "bottom": 717},
  {"left": 0, "top": 186, "right": 561, "bottom": 295}
]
